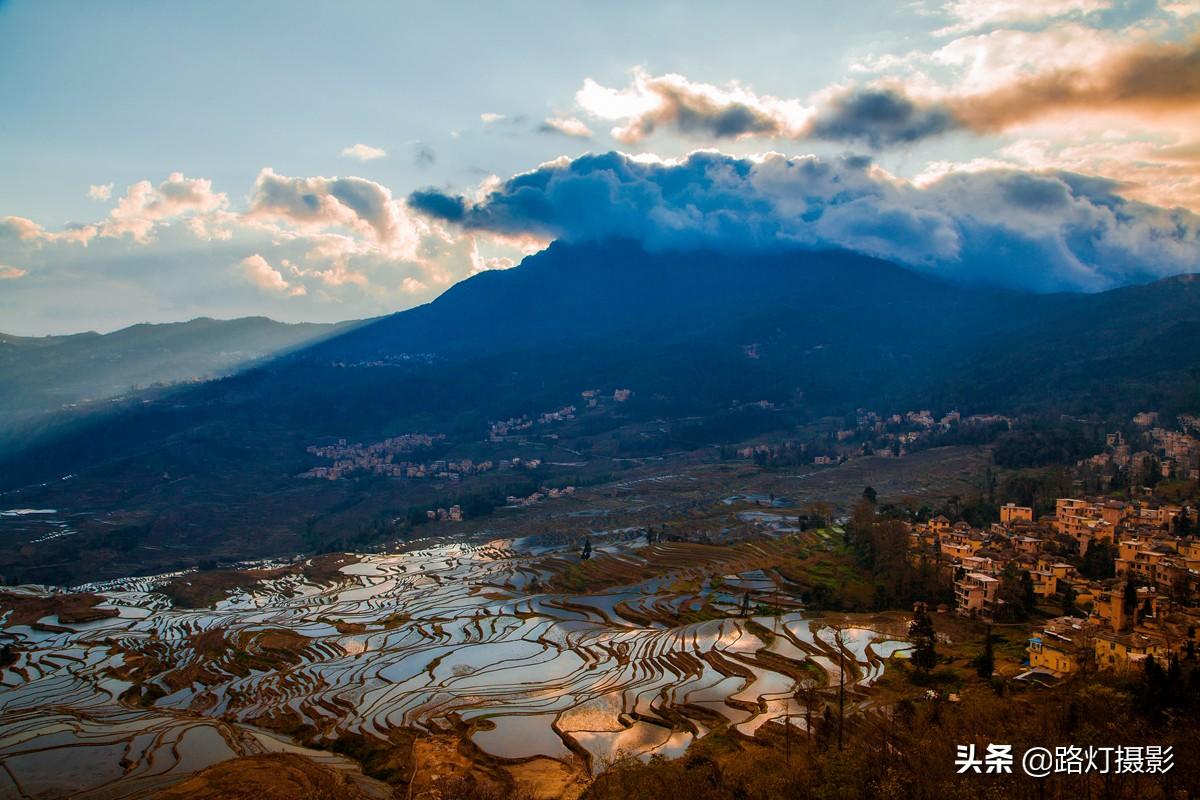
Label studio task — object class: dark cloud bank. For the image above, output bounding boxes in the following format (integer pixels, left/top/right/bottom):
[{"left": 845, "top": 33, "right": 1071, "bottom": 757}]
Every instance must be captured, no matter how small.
[{"left": 409, "top": 151, "right": 1200, "bottom": 293}]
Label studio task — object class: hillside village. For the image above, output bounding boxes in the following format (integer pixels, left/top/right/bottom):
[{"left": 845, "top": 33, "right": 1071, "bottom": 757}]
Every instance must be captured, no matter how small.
[
  {"left": 901, "top": 413, "right": 1200, "bottom": 680},
  {"left": 732, "top": 407, "right": 1014, "bottom": 467}
]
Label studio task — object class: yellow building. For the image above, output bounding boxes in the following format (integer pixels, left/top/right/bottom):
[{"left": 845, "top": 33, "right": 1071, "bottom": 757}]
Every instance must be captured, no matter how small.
[
  {"left": 1028, "top": 617, "right": 1089, "bottom": 675},
  {"left": 1093, "top": 629, "right": 1172, "bottom": 671},
  {"left": 1000, "top": 503, "right": 1033, "bottom": 525},
  {"left": 1054, "top": 498, "right": 1124, "bottom": 554}
]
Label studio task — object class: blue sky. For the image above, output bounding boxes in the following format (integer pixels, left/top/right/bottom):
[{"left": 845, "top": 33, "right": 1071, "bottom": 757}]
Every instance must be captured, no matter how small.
[{"left": 1, "top": 0, "right": 1198, "bottom": 334}]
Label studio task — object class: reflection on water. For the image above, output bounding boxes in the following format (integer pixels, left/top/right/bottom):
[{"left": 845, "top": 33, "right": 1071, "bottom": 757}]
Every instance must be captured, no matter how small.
[{"left": 0, "top": 536, "right": 909, "bottom": 793}]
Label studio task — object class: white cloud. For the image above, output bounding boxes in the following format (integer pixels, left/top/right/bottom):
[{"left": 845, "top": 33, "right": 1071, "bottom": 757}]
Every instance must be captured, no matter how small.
[
  {"left": 0, "top": 264, "right": 27, "bottom": 280},
  {"left": 246, "top": 168, "right": 421, "bottom": 256},
  {"left": 341, "top": 143, "right": 387, "bottom": 161},
  {"left": 400, "top": 276, "right": 427, "bottom": 293},
  {"left": 0, "top": 215, "right": 97, "bottom": 246},
  {"left": 576, "top": 68, "right": 812, "bottom": 143},
  {"left": 1163, "top": 1, "right": 1200, "bottom": 18},
  {"left": 104, "top": 172, "right": 228, "bottom": 243},
  {"left": 933, "top": 0, "right": 1112, "bottom": 35},
  {"left": 409, "top": 149, "right": 1200, "bottom": 292},
  {"left": 480, "top": 112, "right": 506, "bottom": 124},
  {"left": 240, "top": 254, "right": 306, "bottom": 296},
  {"left": 539, "top": 116, "right": 593, "bottom": 138},
  {"left": 87, "top": 183, "right": 113, "bottom": 201}
]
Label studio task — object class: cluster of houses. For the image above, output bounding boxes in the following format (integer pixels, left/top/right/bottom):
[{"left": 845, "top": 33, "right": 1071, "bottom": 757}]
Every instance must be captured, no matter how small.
[
  {"left": 300, "top": 447, "right": 496, "bottom": 483},
  {"left": 844, "top": 408, "right": 1011, "bottom": 459},
  {"left": 505, "top": 485, "right": 576, "bottom": 507},
  {"left": 1080, "top": 419, "right": 1200, "bottom": 485},
  {"left": 907, "top": 494, "right": 1200, "bottom": 677},
  {"left": 298, "top": 434, "right": 481, "bottom": 480},
  {"left": 426, "top": 505, "right": 463, "bottom": 522},
  {"left": 489, "top": 389, "right": 634, "bottom": 440},
  {"left": 737, "top": 408, "right": 1013, "bottom": 466},
  {"left": 489, "top": 406, "right": 576, "bottom": 440}
]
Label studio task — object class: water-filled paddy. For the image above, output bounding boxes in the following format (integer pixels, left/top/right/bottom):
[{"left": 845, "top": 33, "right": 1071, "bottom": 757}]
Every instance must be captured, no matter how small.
[{"left": 0, "top": 536, "right": 909, "bottom": 795}]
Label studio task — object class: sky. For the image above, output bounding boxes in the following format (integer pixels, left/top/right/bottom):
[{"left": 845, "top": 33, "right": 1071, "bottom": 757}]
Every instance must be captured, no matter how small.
[{"left": 1, "top": 0, "right": 1198, "bottom": 335}]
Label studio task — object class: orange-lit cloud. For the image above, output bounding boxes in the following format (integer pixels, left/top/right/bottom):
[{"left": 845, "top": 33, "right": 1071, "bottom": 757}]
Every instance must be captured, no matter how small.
[{"left": 948, "top": 37, "right": 1200, "bottom": 132}]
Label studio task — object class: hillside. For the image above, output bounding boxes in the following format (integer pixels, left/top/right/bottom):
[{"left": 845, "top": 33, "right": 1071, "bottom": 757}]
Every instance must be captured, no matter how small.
[
  {"left": 1, "top": 242, "right": 1198, "bottom": 583},
  {"left": 0, "top": 315, "right": 358, "bottom": 432}
]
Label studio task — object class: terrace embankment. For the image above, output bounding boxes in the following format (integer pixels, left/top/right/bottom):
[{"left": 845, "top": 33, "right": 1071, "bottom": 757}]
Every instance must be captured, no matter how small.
[{"left": 0, "top": 523, "right": 911, "bottom": 798}]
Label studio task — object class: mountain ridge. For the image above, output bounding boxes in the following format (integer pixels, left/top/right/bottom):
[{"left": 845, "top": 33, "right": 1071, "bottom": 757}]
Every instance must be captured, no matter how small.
[{"left": 1, "top": 241, "right": 1198, "bottom": 583}]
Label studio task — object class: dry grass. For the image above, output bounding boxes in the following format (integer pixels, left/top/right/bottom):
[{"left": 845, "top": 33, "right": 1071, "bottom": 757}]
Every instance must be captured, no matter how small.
[{"left": 154, "top": 753, "right": 371, "bottom": 800}]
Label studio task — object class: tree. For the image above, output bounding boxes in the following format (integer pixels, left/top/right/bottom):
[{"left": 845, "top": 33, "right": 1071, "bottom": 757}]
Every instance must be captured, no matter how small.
[
  {"left": 581, "top": 539, "right": 592, "bottom": 560},
  {"left": 974, "top": 624, "right": 994, "bottom": 679},
  {"left": 862, "top": 485, "right": 878, "bottom": 505},
  {"left": 1176, "top": 506, "right": 1195, "bottom": 537},
  {"left": 1061, "top": 583, "right": 1077, "bottom": 616},
  {"left": 804, "top": 501, "right": 833, "bottom": 529},
  {"left": 1079, "top": 540, "right": 1116, "bottom": 580},
  {"left": 1123, "top": 578, "right": 1138, "bottom": 628},
  {"left": 1021, "top": 570, "right": 1036, "bottom": 613},
  {"left": 847, "top": 497, "right": 877, "bottom": 565},
  {"left": 995, "top": 563, "right": 1031, "bottom": 622},
  {"left": 908, "top": 601, "right": 937, "bottom": 672}
]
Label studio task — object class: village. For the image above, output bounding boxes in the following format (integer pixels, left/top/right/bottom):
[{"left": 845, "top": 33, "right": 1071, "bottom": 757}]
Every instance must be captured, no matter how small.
[
  {"left": 734, "top": 407, "right": 1014, "bottom": 467},
  {"left": 295, "top": 433, "right": 494, "bottom": 481},
  {"left": 903, "top": 414, "right": 1200, "bottom": 681}
]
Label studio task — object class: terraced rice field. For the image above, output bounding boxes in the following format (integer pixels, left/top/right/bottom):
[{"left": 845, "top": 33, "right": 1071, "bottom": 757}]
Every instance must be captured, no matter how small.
[{"left": 0, "top": 534, "right": 909, "bottom": 798}]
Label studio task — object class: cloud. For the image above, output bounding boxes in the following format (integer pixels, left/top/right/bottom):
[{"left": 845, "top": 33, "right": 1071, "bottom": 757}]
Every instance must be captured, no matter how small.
[
  {"left": 4, "top": 175, "right": 227, "bottom": 247},
  {"left": 577, "top": 70, "right": 808, "bottom": 143},
  {"left": 87, "top": 183, "right": 113, "bottom": 201},
  {"left": 0, "top": 216, "right": 49, "bottom": 242},
  {"left": 480, "top": 112, "right": 506, "bottom": 124},
  {"left": 407, "top": 150, "right": 1200, "bottom": 292},
  {"left": 0, "top": 215, "right": 97, "bottom": 246},
  {"left": 575, "top": 37, "right": 1200, "bottom": 149},
  {"left": 414, "top": 143, "right": 436, "bottom": 166},
  {"left": 0, "top": 264, "right": 27, "bottom": 280},
  {"left": 805, "top": 87, "right": 959, "bottom": 148},
  {"left": 104, "top": 172, "right": 228, "bottom": 243},
  {"left": 539, "top": 116, "right": 593, "bottom": 138},
  {"left": 2, "top": 166, "right": 536, "bottom": 335},
  {"left": 407, "top": 189, "right": 467, "bottom": 222},
  {"left": 983, "top": 135, "right": 1200, "bottom": 211},
  {"left": 1164, "top": 1, "right": 1200, "bottom": 18},
  {"left": 932, "top": 0, "right": 1112, "bottom": 35},
  {"left": 239, "top": 253, "right": 306, "bottom": 296},
  {"left": 246, "top": 168, "right": 418, "bottom": 254},
  {"left": 341, "top": 143, "right": 387, "bottom": 161},
  {"left": 947, "top": 36, "right": 1200, "bottom": 132}
]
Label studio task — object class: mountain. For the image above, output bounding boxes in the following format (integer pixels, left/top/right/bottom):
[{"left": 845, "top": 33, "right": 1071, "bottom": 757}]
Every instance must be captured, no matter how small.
[
  {"left": 0, "top": 315, "right": 358, "bottom": 433},
  {"left": 1, "top": 241, "right": 1197, "bottom": 584}
]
